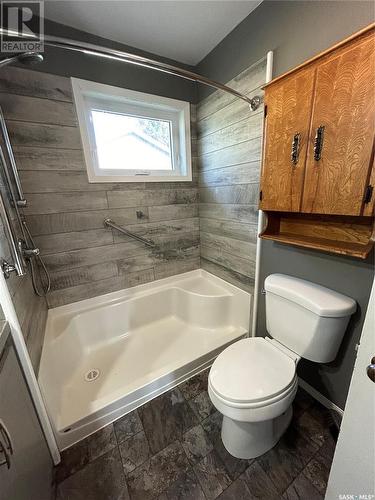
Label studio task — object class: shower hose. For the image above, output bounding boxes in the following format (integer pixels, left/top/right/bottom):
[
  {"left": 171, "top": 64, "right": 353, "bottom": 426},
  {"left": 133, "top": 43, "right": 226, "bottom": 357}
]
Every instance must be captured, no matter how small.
[{"left": 22, "top": 220, "right": 51, "bottom": 297}]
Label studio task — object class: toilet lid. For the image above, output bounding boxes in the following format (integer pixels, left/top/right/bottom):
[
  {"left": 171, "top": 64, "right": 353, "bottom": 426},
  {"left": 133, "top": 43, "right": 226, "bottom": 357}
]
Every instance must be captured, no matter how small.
[{"left": 209, "top": 338, "right": 296, "bottom": 404}]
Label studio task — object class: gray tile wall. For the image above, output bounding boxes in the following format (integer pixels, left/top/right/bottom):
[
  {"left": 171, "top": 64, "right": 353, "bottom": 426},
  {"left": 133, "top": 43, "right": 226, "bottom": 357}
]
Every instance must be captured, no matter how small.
[
  {"left": 0, "top": 67, "right": 199, "bottom": 308},
  {"left": 197, "top": 59, "right": 266, "bottom": 292}
]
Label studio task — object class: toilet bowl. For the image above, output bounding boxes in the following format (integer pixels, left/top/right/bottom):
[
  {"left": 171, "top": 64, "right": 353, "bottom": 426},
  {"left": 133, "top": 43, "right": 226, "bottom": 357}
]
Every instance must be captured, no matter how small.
[
  {"left": 208, "top": 337, "right": 299, "bottom": 458},
  {"left": 208, "top": 274, "right": 357, "bottom": 459}
]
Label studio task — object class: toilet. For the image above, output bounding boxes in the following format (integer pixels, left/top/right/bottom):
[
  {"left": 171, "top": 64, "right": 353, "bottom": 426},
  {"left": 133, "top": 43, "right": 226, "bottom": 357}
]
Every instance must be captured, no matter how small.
[{"left": 208, "top": 274, "right": 356, "bottom": 459}]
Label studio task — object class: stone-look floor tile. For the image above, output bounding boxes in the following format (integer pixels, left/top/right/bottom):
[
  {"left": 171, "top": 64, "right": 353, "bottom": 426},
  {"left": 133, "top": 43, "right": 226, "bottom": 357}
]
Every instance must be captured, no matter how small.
[
  {"left": 242, "top": 461, "right": 279, "bottom": 499},
  {"left": 189, "top": 391, "right": 216, "bottom": 421},
  {"left": 55, "top": 439, "right": 89, "bottom": 483},
  {"left": 182, "top": 424, "right": 213, "bottom": 464},
  {"left": 193, "top": 450, "right": 232, "bottom": 500},
  {"left": 294, "top": 409, "right": 326, "bottom": 447},
  {"left": 201, "top": 411, "right": 222, "bottom": 442},
  {"left": 158, "top": 469, "right": 206, "bottom": 500},
  {"left": 179, "top": 369, "right": 209, "bottom": 400},
  {"left": 302, "top": 453, "right": 332, "bottom": 495},
  {"left": 56, "top": 447, "right": 129, "bottom": 500},
  {"left": 257, "top": 433, "right": 315, "bottom": 494},
  {"left": 86, "top": 424, "right": 117, "bottom": 462},
  {"left": 114, "top": 409, "right": 143, "bottom": 444},
  {"left": 217, "top": 476, "right": 252, "bottom": 499},
  {"left": 139, "top": 388, "right": 199, "bottom": 454},
  {"left": 318, "top": 433, "right": 336, "bottom": 462},
  {"left": 293, "top": 388, "right": 315, "bottom": 418},
  {"left": 213, "top": 437, "right": 253, "bottom": 481},
  {"left": 282, "top": 423, "right": 320, "bottom": 465},
  {"left": 126, "top": 440, "right": 190, "bottom": 500},
  {"left": 118, "top": 430, "right": 151, "bottom": 475},
  {"left": 283, "top": 472, "right": 323, "bottom": 500}
]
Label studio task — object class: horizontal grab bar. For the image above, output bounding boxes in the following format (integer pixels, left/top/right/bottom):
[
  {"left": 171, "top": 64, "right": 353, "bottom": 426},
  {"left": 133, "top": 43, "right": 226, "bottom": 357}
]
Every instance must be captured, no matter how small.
[{"left": 104, "top": 218, "right": 156, "bottom": 247}]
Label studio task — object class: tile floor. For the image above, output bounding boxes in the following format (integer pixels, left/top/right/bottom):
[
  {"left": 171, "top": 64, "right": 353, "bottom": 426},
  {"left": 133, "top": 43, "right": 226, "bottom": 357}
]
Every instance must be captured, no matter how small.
[{"left": 55, "top": 369, "right": 337, "bottom": 499}]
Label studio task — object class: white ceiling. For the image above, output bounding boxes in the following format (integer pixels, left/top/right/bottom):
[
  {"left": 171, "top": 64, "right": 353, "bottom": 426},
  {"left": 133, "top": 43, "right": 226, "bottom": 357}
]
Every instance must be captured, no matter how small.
[{"left": 44, "top": 1, "right": 262, "bottom": 65}]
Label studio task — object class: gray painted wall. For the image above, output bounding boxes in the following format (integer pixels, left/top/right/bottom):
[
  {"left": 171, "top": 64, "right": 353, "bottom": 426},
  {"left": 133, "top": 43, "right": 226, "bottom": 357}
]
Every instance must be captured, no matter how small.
[
  {"left": 197, "top": 1, "right": 374, "bottom": 95},
  {"left": 197, "top": 0, "right": 375, "bottom": 409}
]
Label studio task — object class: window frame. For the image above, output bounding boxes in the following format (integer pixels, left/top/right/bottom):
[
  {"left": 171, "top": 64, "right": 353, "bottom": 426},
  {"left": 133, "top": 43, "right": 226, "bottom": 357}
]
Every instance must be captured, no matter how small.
[{"left": 71, "top": 77, "right": 192, "bottom": 183}]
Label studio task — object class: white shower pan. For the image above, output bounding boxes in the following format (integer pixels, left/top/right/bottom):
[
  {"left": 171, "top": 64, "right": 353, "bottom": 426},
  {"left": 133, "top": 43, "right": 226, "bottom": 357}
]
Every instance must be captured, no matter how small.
[{"left": 38, "top": 269, "right": 251, "bottom": 450}]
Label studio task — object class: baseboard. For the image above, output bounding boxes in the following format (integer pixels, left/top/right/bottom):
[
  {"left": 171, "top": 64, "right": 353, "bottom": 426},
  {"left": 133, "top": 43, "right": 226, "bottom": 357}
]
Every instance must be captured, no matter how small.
[{"left": 298, "top": 378, "right": 344, "bottom": 417}]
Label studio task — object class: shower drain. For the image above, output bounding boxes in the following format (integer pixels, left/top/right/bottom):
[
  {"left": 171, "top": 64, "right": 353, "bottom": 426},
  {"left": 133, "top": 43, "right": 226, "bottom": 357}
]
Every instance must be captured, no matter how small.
[{"left": 84, "top": 368, "right": 100, "bottom": 382}]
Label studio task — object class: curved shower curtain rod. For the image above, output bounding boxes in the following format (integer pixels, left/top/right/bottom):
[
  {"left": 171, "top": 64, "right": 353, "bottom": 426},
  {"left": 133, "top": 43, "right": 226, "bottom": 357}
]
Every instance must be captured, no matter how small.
[{"left": 0, "top": 29, "right": 262, "bottom": 110}]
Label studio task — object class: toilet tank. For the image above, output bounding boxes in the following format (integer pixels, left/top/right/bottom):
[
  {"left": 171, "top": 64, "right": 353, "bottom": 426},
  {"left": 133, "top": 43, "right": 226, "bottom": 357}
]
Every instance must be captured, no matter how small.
[{"left": 265, "top": 274, "right": 356, "bottom": 363}]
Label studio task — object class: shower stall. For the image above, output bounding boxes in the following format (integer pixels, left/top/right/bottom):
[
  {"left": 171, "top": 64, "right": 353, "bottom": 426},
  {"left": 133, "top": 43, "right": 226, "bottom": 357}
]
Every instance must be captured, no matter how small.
[{"left": 0, "top": 30, "right": 272, "bottom": 454}]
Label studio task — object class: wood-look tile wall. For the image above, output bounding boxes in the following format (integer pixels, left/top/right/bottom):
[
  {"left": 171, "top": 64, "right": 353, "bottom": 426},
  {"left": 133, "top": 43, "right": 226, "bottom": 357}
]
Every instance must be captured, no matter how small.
[
  {"left": 0, "top": 67, "right": 199, "bottom": 308},
  {"left": 197, "top": 59, "right": 266, "bottom": 292},
  {"left": 0, "top": 179, "right": 48, "bottom": 372}
]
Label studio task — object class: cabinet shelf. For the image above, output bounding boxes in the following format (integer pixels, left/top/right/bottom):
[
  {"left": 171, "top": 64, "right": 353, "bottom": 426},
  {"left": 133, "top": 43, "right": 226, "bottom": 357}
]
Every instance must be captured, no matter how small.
[{"left": 260, "top": 212, "right": 374, "bottom": 259}]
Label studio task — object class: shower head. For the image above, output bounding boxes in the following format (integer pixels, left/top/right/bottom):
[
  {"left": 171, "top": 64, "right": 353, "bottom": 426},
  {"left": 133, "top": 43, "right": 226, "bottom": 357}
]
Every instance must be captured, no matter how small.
[
  {"left": 0, "top": 51, "right": 44, "bottom": 69},
  {"left": 17, "top": 52, "right": 44, "bottom": 65}
]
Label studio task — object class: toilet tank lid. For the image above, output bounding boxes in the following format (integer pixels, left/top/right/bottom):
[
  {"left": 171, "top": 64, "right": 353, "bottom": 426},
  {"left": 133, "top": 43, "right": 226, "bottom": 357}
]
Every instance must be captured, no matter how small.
[{"left": 264, "top": 274, "right": 357, "bottom": 317}]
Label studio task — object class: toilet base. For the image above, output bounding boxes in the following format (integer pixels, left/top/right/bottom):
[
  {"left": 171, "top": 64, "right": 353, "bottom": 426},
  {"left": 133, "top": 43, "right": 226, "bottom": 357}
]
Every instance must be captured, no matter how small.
[{"left": 221, "top": 405, "right": 293, "bottom": 459}]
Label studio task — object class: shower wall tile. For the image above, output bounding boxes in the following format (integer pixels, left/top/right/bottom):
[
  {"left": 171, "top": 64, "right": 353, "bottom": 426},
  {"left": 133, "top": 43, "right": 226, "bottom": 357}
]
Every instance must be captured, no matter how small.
[
  {"left": 200, "top": 245, "right": 256, "bottom": 278},
  {"left": 200, "top": 232, "right": 256, "bottom": 259},
  {"left": 148, "top": 203, "right": 198, "bottom": 222},
  {"left": 199, "top": 162, "right": 260, "bottom": 186},
  {"left": 7, "top": 121, "right": 82, "bottom": 149},
  {"left": 12, "top": 146, "right": 85, "bottom": 171},
  {"left": 2, "top": 67, "right": 199, "bottom": 307},
  {"left": 197, "top": 58, "right": 266, "bottom": 293},
  {"left": 197, "top": 88, "right": 263, "bottom": 138},
  {"left": 0, "top": 66, "right": 73, "bottom": 101},
  {"left": 112, "top": 218, "right": 199, "bottom": 243},
  {"left": 49, "top": 261, "right": 118, "bottom": 291},
  {"left": 47, "top": 269, "right": 155, "bottom": 307},
  {"left": 198, "top": 138, "right": 261, "bottom": 172},
  {"left": 0, "top": 213, "right": 48, "bottom": 372},
  {"left": 199, "top": 203, "right": 258, "bottom": 224},
  {"left": 200, "top": 258, "right": 255, "bottom": 293},
  {"left": 0, "top": 93, "right": 77, "bottom": 126},
  {"left": 199, "top": 184, "right": 260, "bottom": 204},
  {"left": 197, "top": 60, "right": 266, "bottom": 120},
  {"left": 34, "top": 228, "right": 113, "bottom": 255},
  {"left": 26, "top": 207, "right": 151, "bottom": 235},
  {"left": 107, "top": 188, "right": 198, "bottom": 209},
  {"left": 154, "top": 256, "right": 200, "bottom": 280},
  {"left": 24, "top": 191, "right": 108, "bottom": 214},
  {"left": 197, "top": 111, "right": 263, "bottom": 156}
]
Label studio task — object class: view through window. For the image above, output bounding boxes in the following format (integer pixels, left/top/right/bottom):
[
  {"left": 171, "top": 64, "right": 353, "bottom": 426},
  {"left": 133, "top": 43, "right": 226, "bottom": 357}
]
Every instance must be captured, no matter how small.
[{"left": 91, "top": 110, "right": 173, "bottom": 171}]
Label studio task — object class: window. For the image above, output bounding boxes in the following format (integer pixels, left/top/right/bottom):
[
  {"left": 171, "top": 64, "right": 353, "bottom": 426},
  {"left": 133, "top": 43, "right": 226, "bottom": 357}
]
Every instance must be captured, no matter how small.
[{"left": 71, "top": 78, "right": 192, "bottom": 182}]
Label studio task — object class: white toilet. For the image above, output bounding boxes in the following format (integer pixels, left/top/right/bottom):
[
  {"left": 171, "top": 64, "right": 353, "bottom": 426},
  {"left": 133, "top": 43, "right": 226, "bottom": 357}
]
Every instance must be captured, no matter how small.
[{"left": 208, "top": 274, "right": 356, "bottom": 459}]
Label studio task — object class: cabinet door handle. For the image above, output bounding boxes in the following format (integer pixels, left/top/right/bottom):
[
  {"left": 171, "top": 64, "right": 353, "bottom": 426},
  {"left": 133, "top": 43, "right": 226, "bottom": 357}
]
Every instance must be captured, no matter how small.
[
  {"left": 0, "top": 420, "right": 13, "bottom": 455},
  {"left": 291, "top": 133, "right": 301, "bottom": 165},
  {"left": 314, "top": 125, "right": 325, "bottom": 161},
  {"left": 0, "top": 439, "right": 10, "bottom": 469}
]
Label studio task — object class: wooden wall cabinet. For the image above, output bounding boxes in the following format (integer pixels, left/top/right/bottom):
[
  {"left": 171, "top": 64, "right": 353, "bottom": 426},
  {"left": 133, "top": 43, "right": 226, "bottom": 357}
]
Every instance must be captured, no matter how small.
[{"left": 259, "top": 24, "right": 375, "bottom": 259}]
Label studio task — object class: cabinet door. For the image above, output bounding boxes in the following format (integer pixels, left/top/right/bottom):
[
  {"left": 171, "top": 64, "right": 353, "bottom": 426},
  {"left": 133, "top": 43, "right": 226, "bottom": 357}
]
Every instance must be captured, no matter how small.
[
  {"left": 260, "top": 66, "right": 316, "bottom": 212},
  {"left": 302, "top": 34, "right": 375, "bottom": 215},
  {"left": 0, "top": 341, "right": 53, "bottom": 500}
]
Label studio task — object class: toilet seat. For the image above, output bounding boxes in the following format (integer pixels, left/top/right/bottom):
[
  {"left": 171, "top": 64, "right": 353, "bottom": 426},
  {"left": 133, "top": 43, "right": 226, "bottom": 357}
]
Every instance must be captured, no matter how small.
[{"left": 209, "top": 338, "right": 297, "bottom": 408}]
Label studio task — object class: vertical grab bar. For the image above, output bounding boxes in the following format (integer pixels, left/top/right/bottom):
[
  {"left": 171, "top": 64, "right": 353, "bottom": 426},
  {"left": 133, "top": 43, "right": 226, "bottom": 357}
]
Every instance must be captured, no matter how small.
[
  {"left": 0, "top": 106, "right": 26, "bottom": 207},
  {"left": 0, "top": 188, "right": 26, "bottom": 277}
]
